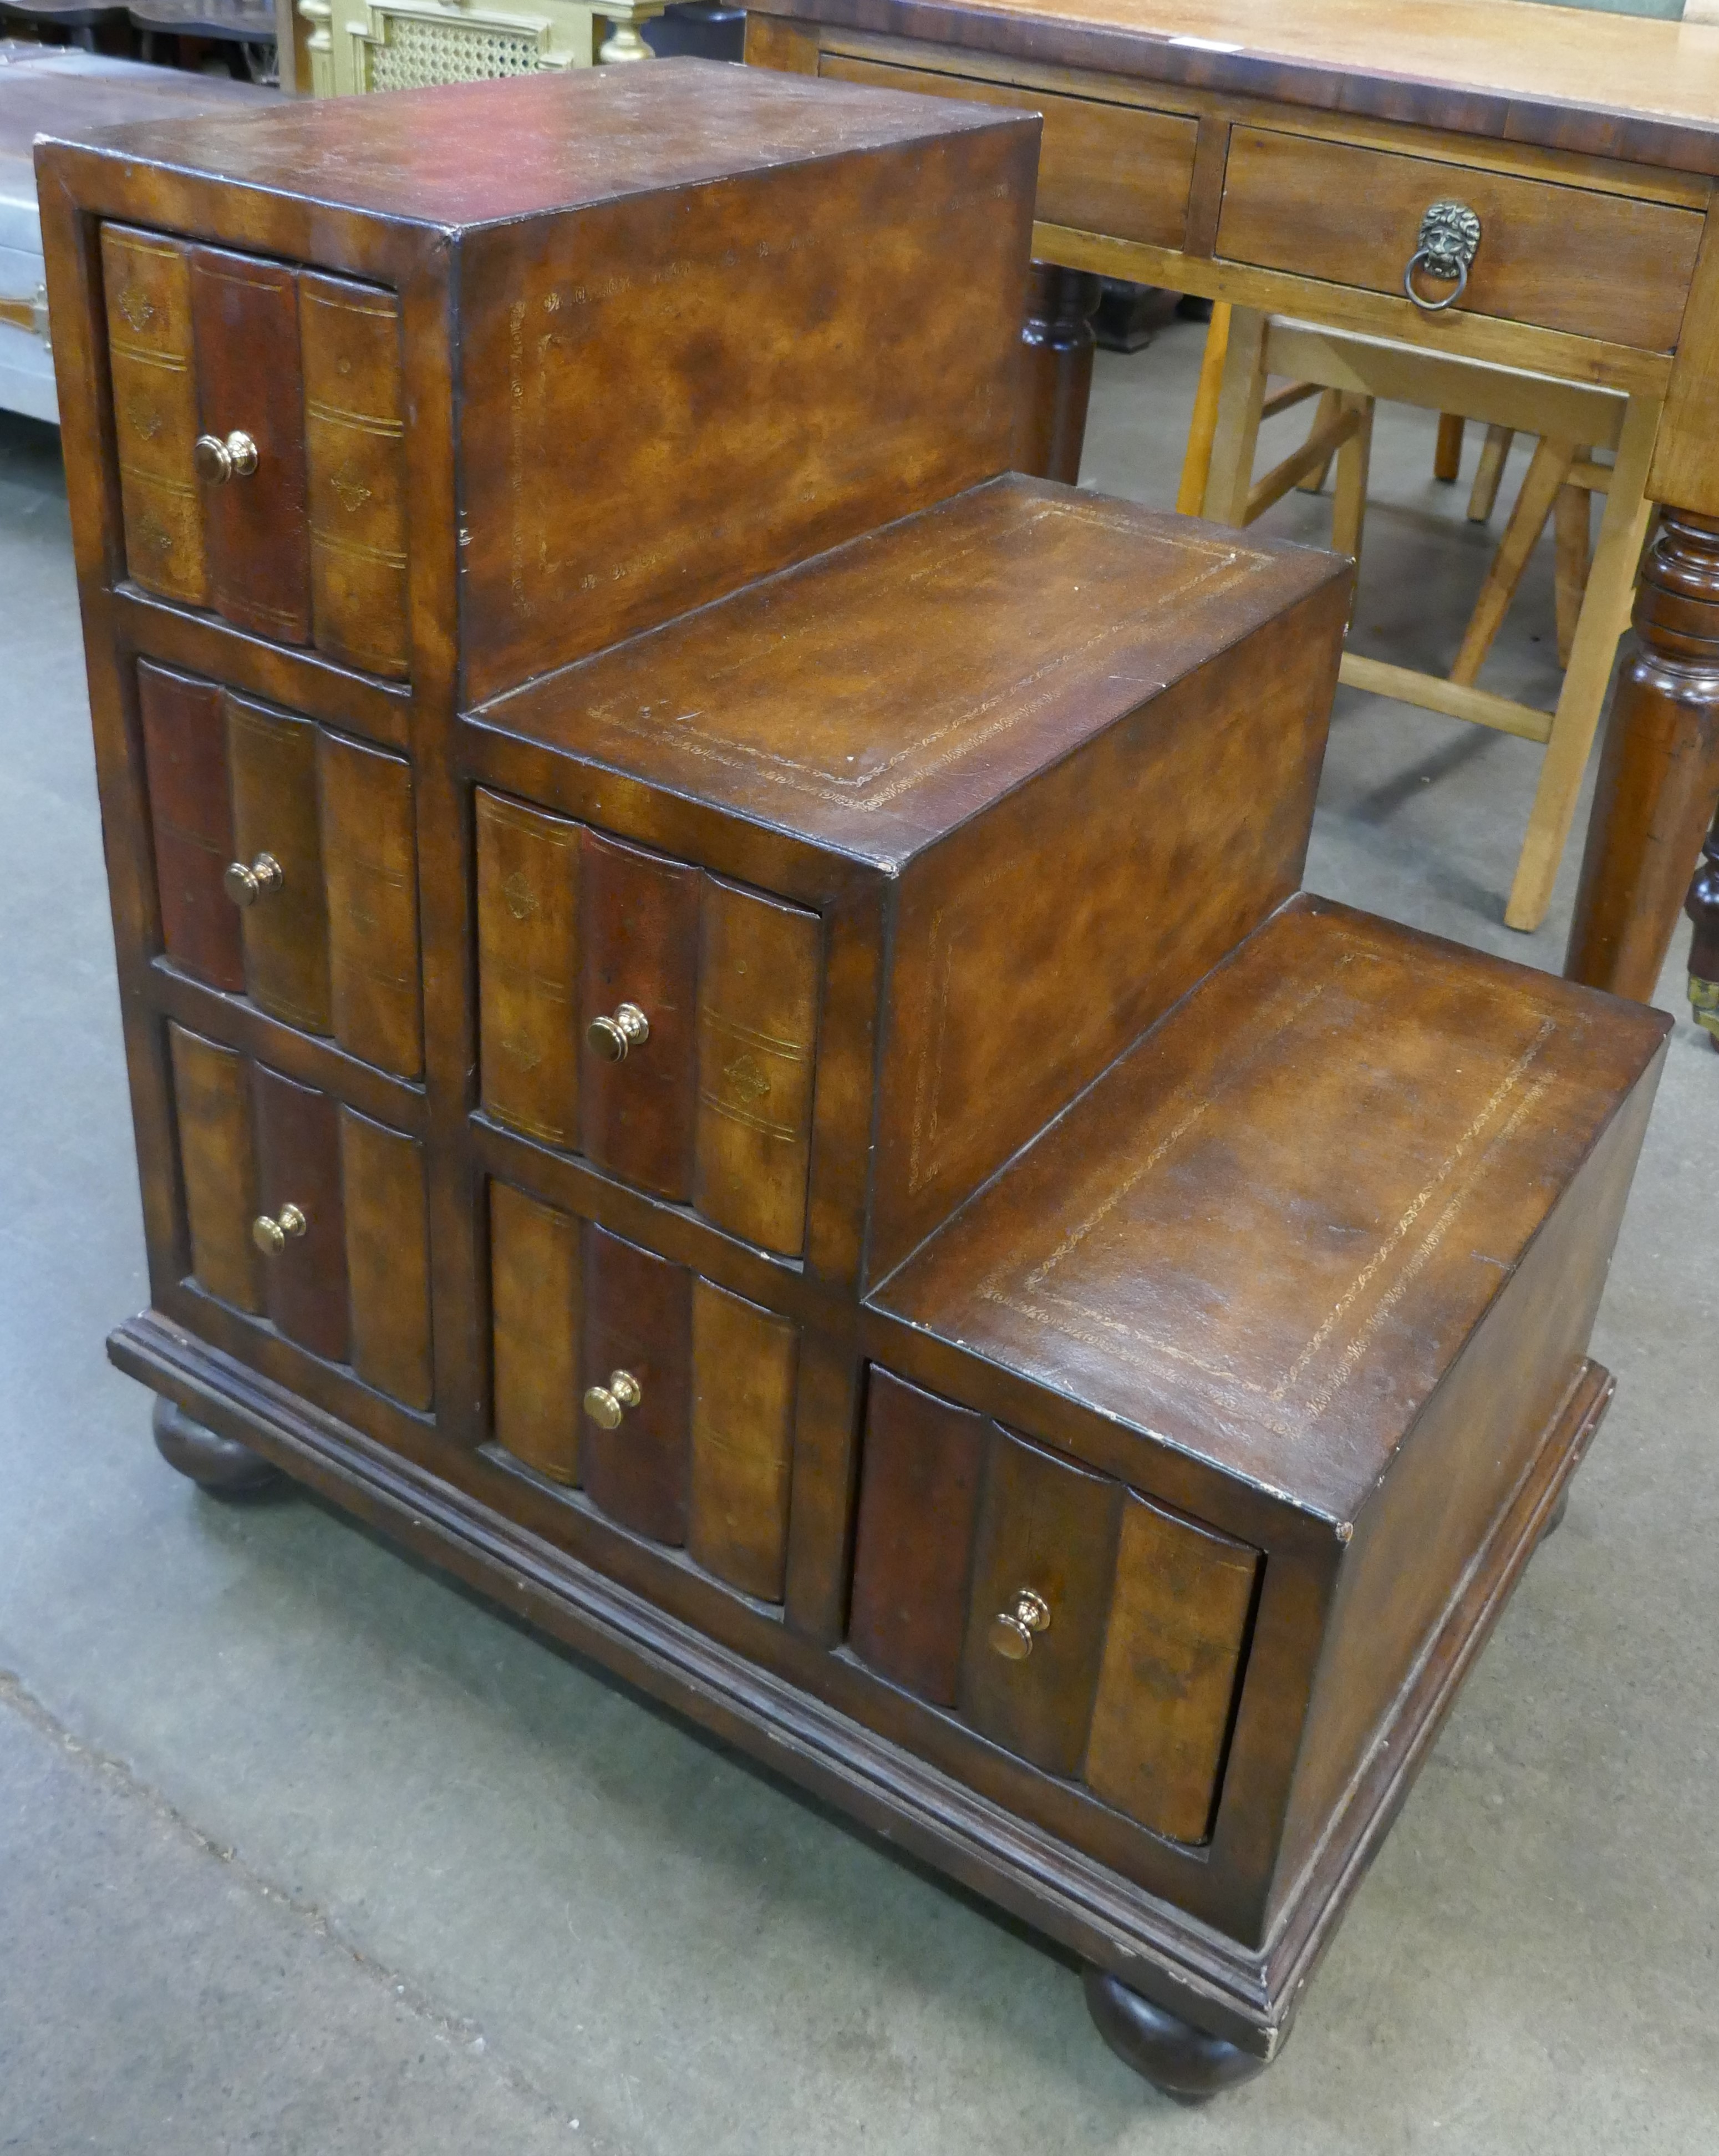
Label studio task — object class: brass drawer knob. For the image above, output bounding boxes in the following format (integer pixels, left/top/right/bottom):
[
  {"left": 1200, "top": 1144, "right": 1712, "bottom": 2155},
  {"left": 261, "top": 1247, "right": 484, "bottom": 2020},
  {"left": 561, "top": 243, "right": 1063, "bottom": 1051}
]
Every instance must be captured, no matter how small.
[
  {"left": 223, "top": 851, "right": 284, "bottom": 907},
  {"left": 194, "top": 429, "right": 259, "bottom": 484},
  {"left": 252, "top": 1202, "right": 308, "bottom": 1256},
  {"left": 583, "top": 1368, "right": 643, "bottom": 1430},
  {"left": 989, "top": 1589, "right": 1051, "bottom": 1662},
  {"left": 586, "top": 1001, "right": 650, "bottom": 1062},
  {"left": 1403, "top": 200, "right": 1481, "bottom": 313}
]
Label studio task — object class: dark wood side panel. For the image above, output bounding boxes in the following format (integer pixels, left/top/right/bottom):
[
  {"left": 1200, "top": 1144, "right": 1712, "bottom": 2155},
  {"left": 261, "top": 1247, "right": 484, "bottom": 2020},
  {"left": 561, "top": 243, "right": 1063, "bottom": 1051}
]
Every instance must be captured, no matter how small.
[
  {"left": 252, "top": 1062, "right": 348, "bottom": 1363},
  {"left": 579, "top": 828, "right": 700, "bottom": 1203},
  {"left": 694, "top": 875, "right": 821, "bottom": 1257},
  {"left": 189, "top": 245, "right": 311, "bottom": 643},
  {"left": 581, "top": 1223, "right": 691, "bottom": 1546},
  {"left": 300, "top": 271, "right": 410, "bottom": 680},
  {"left": 475, "top": 788, "right": 581, "bottom": 1148},
  {"left": 318, "top": 730, "right": 423, "bottom": 1079},
  {"left": 167, "top": 1022, "right": 262, "bottom": 1314},
  {"left": 138, "top": 660, "right": 243, "bottom": 993},
  {"left": 339, "top": 1107, "right": 432, "bottom": 1412},
  {"left": 847, "top": 1368, "right": 985, "bottom": 1706},
  {"left": 490, "top": 1180, "right": 582, "bottom": 1484},
  {"left": 100, "top": 224, "right": 207, "bottom": 608},
  {"left": 455, "top": 123, "right": 1035, "bottom": 702},
  {"left": 1270, "top": 1046, "right": 1666, "bottom": 1914},
  {"left": 225, "top": 691, "right": 330, "bottom": 1033},
  {"left": 959, "top": 1427, "right": 1120, "bottom": 1780},
  {"left": 687, "top": 1277, "right": 799, "bottom": 1603},
  {"left": 1084, "top": 1494, "right": 1260, "bottom": 1846},
  {"left": 818, "top": 55, "right": 1198, "bottom": 251},
  {"left": 872, "top": 579, "right": 1346, "bottom": 1278}
]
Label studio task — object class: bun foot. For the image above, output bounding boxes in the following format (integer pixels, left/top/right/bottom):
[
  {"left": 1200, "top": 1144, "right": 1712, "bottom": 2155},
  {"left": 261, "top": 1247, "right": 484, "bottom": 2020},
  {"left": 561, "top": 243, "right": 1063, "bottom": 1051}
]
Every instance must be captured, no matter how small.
[
  {"left": 152, "top": 1397, "right": 283, "bottom": 1498},
  {"left": 1082, "top": 1967, "right": 1269, "bottom": 2104}
]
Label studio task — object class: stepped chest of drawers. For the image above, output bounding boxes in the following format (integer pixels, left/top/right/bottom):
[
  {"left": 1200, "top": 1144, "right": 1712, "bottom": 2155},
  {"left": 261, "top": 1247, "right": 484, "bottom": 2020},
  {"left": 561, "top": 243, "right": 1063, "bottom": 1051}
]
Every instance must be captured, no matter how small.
[{"left": 39, "top": 61, "right": 1670, "bottom": 2102}]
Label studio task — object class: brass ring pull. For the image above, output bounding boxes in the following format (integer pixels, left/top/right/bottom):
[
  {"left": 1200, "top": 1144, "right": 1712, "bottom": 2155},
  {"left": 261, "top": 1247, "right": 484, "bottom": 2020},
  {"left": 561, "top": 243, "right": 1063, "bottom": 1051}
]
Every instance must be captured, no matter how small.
[
  {"left": 252, "top": 1203, "right": 307, "bottom": 1256},
  {"left": 989, "top": 1588, "right": 1051, "bottom": 1662},
  {"left": 1402, "top": 199, "right": 1481, "bottom": 314},
  {"left": 223, "top": 852, "right": 283, "bottom": 907},
  {"left": 583, "top": 1369, "right": 643, "bottom": 1430},
  {"left": 586, "top": 1002, "right": 650, "bottom": 1063},
  {"left": 194, "top": 429, "right": 259, "bottom": 484}
]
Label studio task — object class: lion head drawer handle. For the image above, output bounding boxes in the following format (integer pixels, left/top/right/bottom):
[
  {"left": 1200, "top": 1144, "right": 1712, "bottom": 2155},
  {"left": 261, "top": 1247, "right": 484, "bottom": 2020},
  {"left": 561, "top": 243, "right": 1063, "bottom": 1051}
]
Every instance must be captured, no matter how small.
[
  {"left": 194, "top": 429, "right": 259, "bottom": 484},
  {"left": 223, "top": 851, "right": 284, "bottom": 907},
  {"left": 583, "top": 1368, "right": 643, "bottom": 1430},
  {"left": 1403, "top": 200, "right": 1482, "bottom": 313},
  {"left": 586, "top": 1002, "right": 650, "bottom": 1063},
  {"left": 989, "top": 1588, "right": 1051, "bottom": 1662},
  {"left": 252, "top": 1203, "right": 307, "bottom": 1257}
]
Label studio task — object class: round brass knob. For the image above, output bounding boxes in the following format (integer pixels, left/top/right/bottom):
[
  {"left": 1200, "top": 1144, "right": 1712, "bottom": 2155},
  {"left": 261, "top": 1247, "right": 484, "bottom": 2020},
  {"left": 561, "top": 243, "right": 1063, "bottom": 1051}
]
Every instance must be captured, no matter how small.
[
  {"left": 194, "top": 429, "right": 259, "bottom": 484},
  {"left": 586, "top": 1002, "right": 650, "bottom": 1063},
  {"left": 252, "top": 1202, "right": 307, "bottom": 1256},
  {"left": 223, "top": 852, "right": 284, "bottom": 907},
  {"left": 989, "top": 1589, "right": 1051, "bottom": 1662},
  {"left": 582, "top": 1368, "right": 643, "bottom": 1429}
]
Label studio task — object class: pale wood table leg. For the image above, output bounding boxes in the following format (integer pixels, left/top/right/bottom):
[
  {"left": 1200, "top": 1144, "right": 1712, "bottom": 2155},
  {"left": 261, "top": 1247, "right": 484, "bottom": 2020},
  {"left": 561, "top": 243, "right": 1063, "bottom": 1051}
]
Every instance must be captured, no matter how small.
[
  {"left": 1567, "top": 507, "right": 1719, "bottom": 1001},
  {"left": 1507, "top": 395, "right": 1660, "bottom": 932},
  {"left": 1199, "top": 306, "right": 1269, "bottom": 524},
  {"left": 1554, "top": 456, "right": 1594, "bottom": 668},
  {"left": 1016, "top": 262, "right": 1102, "bottom": 485},
  {"left": 1451, "top": 437, "right": 1576, "bottom": 686},
  {"left": 1176, "top": 300, "right": 1230, "bottom": 515},
  {"left": 1468, "top": 423, "right": 1514, "bottom": 522}
]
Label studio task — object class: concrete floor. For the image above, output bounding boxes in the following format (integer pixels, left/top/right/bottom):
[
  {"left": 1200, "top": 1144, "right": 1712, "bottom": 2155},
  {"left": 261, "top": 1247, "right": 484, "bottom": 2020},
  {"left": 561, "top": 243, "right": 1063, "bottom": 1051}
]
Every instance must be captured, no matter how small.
[{"left": 2, "top": 319, "right": 1715, "bottom": 2154}]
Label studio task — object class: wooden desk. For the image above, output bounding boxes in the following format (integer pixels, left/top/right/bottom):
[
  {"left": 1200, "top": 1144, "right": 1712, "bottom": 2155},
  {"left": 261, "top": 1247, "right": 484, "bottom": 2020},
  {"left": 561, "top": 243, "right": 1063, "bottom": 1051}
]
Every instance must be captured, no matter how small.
[{"left": 746, "top": 0, "right": 1719, "bottom": 1010}]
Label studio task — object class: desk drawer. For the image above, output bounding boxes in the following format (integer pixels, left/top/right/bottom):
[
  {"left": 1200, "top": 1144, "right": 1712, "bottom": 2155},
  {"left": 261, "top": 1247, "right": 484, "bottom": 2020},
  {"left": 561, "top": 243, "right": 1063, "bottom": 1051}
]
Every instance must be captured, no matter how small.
[
  {"left": 1215, "top": 126, "right": 1703, "bottom": 353},
  {"left": 820, "top": 55, "right": 1197, "bottom": 251}
]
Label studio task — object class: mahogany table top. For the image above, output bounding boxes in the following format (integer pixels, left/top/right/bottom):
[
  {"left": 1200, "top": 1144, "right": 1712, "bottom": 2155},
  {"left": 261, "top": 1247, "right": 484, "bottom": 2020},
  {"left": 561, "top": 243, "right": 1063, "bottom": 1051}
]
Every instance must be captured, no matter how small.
[{"left": 754, "top": 0, "right": 1719, "bottom": 172}]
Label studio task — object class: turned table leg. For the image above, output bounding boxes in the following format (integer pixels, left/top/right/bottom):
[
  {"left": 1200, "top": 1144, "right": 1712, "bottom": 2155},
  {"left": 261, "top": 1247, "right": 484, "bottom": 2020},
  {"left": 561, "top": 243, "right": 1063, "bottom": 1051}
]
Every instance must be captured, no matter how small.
[
  {"left": 1685, "top": 807, "right": 1719, "bottom": 1048},
  {"left": 1016, "top": 263, "right": 1102, "bottom": 485},
  {"left": 152, "top": 1396, "right": 283, "bottom": 1498},
  {"left": 1566, "top": 508, "right": 1719, "bottom": 1005},
  {"left": 1082, "top": 1966, "right": 1270, "bottom": 2103}
]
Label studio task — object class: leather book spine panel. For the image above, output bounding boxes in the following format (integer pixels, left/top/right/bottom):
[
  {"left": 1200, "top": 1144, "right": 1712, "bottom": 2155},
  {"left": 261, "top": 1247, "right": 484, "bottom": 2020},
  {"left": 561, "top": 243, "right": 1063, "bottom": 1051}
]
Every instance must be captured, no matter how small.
[
  {"left": 1082, "top": 1494, "right": 1259, "bottom": 1845},
  {"left": 475, "top": 789, "right": 581, "bottom": 1148},
  {"left": 138, "top": 660, "right": 244, "bottom": 993},
  {"left": 693, "top": 876, "right": 820, "bottom": 1257},
  {"left": 167, "top": 1022, "right": 263, "bottom": 1315},
  {"left": 300, "top": 272, "right": 409, "bottom": 680},
  {"left": 251, "top": 1062, "right": 348, "bottom": 1363},
  {"left": 581, "top": 1223, "right": 691, "bottom": 1546},
  {"left": 101, "top": 225, "right": 208, "bottom": 607},
  {"left": 687, "top": 1278, "right": 799, "bottom": 1603},
  {"left": 958, "top": 1428, "right": 1120, "bottom": 1779},
  {"left": 189, "top": 246, "right": 311, "bottom": 645},
  {"left": 847, "top": 1368, "right": 985, "bottom": 1706},
  {"left": 318, "top": 730, "right": 423, "bottom": 1079},
  {"left": 339, "top": 1107, "right": 433, "bottom": 1412},
  {"left": 579, "top": 829, "right": 699, "bottom": 1203},
  {"left": 490, "top": 1180, "right": 583, "bottom": 1484},
  {"left": 225, "top": 693, "right": 330, "bottom": 1033}
]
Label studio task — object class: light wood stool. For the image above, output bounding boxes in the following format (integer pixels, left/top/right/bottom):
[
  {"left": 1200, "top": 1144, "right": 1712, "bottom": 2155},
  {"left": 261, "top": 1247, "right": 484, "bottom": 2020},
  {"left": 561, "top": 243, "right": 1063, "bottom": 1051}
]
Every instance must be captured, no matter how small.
[{"left": 1183, "top": 305, "right": 1660, "bottom": 933}]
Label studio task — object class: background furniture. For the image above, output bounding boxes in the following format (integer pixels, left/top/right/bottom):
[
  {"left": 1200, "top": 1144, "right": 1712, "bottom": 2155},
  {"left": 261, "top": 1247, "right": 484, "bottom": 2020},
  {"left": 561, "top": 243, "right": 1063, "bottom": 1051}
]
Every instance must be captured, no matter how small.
[
  {"left": 38, "top": 58, "right": 1672, "bottom": 2101},
  {"left": 745, "top": 0, "right": 1719, "bottom": 1018},
  {"left": 288, "top": 0, "right": 668, "bottom": 88},
  {"left": 1198, "top": 309, "right": 1648, "bottom": 912}
]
